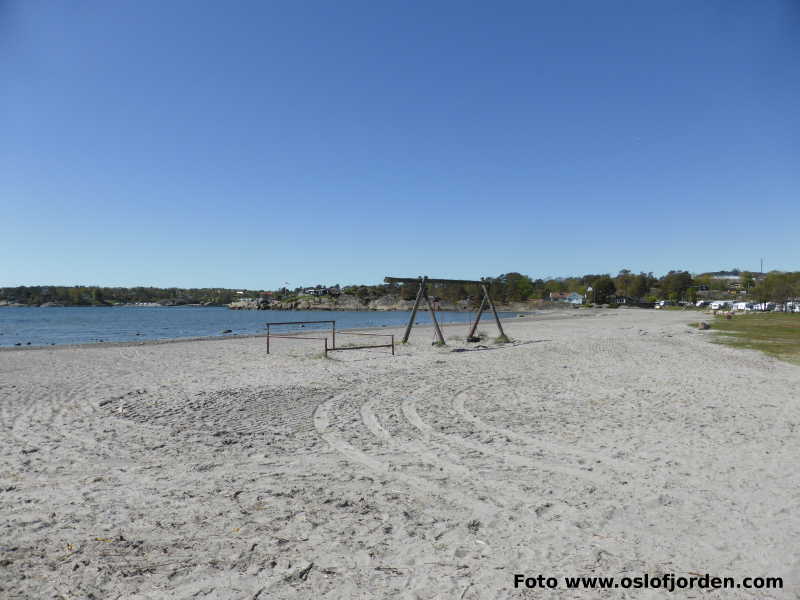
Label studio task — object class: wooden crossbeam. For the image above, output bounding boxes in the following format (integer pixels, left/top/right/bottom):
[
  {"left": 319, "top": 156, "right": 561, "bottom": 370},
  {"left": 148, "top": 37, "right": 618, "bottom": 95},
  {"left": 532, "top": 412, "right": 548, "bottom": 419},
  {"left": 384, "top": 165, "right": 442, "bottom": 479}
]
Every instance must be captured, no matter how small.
[{"left": 384, "top": 277, "right": 482, "bottom": 285}]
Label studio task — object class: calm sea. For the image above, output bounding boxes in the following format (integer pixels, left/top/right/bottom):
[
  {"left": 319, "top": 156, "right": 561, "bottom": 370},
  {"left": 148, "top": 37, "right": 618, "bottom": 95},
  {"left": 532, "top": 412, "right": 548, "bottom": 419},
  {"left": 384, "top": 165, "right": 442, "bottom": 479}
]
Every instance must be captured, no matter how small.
[{"left": 0, "top": 306, "right": 522, "bottom": 348}]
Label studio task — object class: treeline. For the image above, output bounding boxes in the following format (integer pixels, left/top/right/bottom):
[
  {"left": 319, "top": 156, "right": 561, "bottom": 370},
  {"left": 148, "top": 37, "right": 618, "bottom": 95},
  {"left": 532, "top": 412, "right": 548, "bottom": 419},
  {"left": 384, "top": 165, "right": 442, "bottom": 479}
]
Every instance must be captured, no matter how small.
[
  {"left": 743, "top": 271, "right": 800, "bottom": 304},
  {"left": 325, "top": 271, "right": 667, "bottom": 306},
  {"left": 401, "top": 271, "right": 662, "bottom": 305},
  {"left": 484, "top": 270, "right": 800, "bottom": 304},
  {"left": 3, "top": 270, "right": 799, "bottom": 308},
  {"left": 0, "top": 286, "right": 260, "bottom": 306},
  {"left": 481, "top": 270, "right": 800, "bottom": 304},
  {"left": 292, "top": 270, "right": 800, "bottom": 307}
]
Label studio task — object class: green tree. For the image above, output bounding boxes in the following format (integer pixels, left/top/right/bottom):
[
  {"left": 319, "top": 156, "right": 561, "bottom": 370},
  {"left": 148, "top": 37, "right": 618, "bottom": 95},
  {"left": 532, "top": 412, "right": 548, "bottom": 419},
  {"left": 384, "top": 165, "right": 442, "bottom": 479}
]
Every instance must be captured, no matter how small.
[
  {"left": 502, "top": 272, "right": 535, "bottom": 302},
  {"left": 68, "top": 287, "right": 83, "bottom": 305},
  {"left": 740, "top": 271, "right": 755, "bottom": 291},
  {"left": 614, "top": 269, "right": 633, "bottom": 297},
  {"left": 630, "top": 273, "right": 651, "bottom": 299},
  {"left": 660, "top": 271, "right": 694, "bottom": 300},
  {"left": 591, "top": 277, "right": 616, "bottom": 304}
]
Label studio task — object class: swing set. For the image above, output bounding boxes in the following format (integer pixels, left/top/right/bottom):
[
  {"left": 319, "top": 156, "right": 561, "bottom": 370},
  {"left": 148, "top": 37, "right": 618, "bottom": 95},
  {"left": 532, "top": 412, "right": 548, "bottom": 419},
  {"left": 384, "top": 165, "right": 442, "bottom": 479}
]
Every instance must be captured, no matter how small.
[{"left": 384, "top": 276, "right": 507, "bottom": 345}]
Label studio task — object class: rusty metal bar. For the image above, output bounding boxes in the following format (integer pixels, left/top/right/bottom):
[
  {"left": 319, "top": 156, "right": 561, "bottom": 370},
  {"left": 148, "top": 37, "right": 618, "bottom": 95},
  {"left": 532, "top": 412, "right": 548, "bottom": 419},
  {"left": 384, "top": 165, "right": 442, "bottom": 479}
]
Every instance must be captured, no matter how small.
[
  {"left": 337, "top": 331, "right": 393, "bottom": 336},
  {"left": 330, "top": 331, "right": 395, "bottom": 355},
  {"left": 266, "top": 320, "right": 335, "bottom": 355},
  {"left": 267, "top": 335, "right": 329, "bottom": 340},
  {"left": 265, "top": 320, "right": 336, "bottom": 326},
  {"left": 266, "top": 319, "right": 394, "bottom": 357},
  {"left": 329, "top": 344, "right": 393, "bottom": 352}
]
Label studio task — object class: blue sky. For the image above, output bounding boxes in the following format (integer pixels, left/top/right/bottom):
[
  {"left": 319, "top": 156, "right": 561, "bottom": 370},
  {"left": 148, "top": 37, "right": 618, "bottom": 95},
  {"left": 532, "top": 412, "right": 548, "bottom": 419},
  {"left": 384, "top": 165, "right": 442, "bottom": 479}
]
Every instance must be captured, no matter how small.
[{"left": 2, "top": 1, "right": 798, "bottom": 289}]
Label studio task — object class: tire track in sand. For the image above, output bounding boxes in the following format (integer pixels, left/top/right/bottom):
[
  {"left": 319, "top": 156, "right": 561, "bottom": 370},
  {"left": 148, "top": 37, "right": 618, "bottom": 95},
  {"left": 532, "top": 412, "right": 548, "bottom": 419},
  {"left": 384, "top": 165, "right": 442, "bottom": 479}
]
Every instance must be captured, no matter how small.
[
  {"left": 401, "top": 396, "right": 605, "bottom": 484},
  {"left": 359, "top": 395, "right": 602, "bottom": 527},
  {"left": 361, "top": 392, "right": 603, "bottom": 487},
  {"left": 314, "top": 391, "right": 499, "bottom": 521},
  {"left": 451, "top": 388, "right": 646, "bottom": 479},
  {"left": 331, "top": 384, "right": 717, "bottom": 571},
  {"left": 399, "top": 390, "right": 732, "bottom": 563},
  {"left": 318, "top": 387, "right": 624, "bottom": 567}
]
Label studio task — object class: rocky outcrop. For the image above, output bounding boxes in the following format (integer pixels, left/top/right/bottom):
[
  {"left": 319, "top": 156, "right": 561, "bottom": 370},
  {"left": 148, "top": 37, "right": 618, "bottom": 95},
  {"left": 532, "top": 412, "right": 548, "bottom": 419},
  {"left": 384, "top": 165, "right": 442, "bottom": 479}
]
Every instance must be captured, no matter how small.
[
  {"left": 0, "top": 301, "right": 29, "bottom": 307},
  {"left": 228, "top": 298, "right": 269, "bottom": 310},
  {"left": 227, "top": 294, "right": 553, "bottom": 313},
  {"left": 228, "top": 294, "right": 410, "bottom": 311}
]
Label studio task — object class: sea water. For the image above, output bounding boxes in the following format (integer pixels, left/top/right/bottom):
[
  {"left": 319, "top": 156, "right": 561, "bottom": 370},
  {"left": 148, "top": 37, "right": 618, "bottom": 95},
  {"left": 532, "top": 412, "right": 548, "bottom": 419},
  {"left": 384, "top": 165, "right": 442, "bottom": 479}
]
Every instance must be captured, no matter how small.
[{"left": 0, "top": 306, "right": 522, "bottom": 347}]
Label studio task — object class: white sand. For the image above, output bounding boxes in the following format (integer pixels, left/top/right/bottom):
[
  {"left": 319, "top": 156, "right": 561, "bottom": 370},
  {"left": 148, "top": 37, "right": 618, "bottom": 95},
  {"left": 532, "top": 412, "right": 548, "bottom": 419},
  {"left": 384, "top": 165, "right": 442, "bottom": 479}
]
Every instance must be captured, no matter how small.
[{"left": 1, "top": 309, "right": 798, "bottom": 599}]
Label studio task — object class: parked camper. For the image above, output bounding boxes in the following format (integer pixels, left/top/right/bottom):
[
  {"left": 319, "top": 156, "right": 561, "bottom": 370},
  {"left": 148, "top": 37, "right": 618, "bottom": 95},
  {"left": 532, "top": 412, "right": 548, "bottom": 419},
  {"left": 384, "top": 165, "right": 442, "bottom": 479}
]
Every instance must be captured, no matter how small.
[
  {"left": 710, "top": 301, "right": 733, "bottom": 310},
  {"left": 733, "top": 302, "right": 753, "bottom": 312},
  {"left": 752, "top": 302, "right": 776, "bottom": 312}
]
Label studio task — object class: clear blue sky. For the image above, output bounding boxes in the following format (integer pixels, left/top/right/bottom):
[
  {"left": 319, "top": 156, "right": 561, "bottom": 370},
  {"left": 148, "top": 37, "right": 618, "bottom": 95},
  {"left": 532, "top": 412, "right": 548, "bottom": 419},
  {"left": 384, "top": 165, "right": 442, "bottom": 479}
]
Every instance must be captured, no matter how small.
[{"left": 2, "top": 1, "right": 798, "bottom": 289}]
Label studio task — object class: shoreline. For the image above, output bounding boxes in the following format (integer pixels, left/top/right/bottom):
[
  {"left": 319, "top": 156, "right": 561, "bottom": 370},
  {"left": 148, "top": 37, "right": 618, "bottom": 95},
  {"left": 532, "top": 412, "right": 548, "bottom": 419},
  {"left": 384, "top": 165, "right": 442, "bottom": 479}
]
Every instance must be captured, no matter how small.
[
  {"left": 2, "top": 303, "right": 536, "bottom": 312},
  {"left": 0, "top": 308, "right": 600, "bottom": 352}
]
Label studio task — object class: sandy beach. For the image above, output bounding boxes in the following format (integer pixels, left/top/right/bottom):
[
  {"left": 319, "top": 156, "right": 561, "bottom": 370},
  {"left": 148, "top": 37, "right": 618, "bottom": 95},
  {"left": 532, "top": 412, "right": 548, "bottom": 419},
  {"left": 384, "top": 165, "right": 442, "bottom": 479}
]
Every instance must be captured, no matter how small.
[{"left": 1, "top": 308, "right": 798, "bottom": 599}]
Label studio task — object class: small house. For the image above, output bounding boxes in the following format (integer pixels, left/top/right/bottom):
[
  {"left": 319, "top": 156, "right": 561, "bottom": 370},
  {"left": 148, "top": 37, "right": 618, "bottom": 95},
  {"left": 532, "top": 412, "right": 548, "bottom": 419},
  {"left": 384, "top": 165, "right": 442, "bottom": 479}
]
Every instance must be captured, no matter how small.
[
  {"left": 303, "top": 288, "right": 328, "bottom": 297},
  {"left": 550, "top": 291, "right": 584, "bottom": 304}
]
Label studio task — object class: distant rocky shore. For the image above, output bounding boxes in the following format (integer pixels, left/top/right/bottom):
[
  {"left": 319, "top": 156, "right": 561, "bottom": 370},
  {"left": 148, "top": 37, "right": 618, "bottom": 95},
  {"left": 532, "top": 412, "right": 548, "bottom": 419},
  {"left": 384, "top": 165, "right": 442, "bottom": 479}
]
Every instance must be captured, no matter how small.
[
  {"left": 229, "top": 295, "right": 428, "bottom": 312},
  {"left": 1, "top": 297, "right": 552, "bottom": 312},
  {"left": 227, "top": 295, "right": 545, "bottom": 313}
]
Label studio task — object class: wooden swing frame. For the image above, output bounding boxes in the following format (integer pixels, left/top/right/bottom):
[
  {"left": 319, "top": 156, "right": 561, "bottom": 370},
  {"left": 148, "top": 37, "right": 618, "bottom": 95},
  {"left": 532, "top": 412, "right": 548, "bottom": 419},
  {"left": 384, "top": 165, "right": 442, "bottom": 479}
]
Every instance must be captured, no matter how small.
[{"left": 384, "top": 276, "right": 507, "bottom": 345}]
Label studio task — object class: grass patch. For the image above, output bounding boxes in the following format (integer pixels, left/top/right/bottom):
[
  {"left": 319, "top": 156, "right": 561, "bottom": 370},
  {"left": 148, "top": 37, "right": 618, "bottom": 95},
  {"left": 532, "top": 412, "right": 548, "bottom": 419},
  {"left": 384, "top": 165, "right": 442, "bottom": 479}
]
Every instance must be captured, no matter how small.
[{"left": 711, "top": 313, "right": 800, "bottom": 365}]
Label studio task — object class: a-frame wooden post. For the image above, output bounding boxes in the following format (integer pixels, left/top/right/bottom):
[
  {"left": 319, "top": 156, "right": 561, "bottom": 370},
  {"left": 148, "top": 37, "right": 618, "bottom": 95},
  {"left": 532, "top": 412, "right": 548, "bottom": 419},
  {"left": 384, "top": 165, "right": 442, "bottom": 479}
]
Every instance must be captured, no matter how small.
[
  {"left": 482, "top": 283, "right": 507, "bottom": 340},
  {"left": 422, "top": 283, "right": 446, "bottom": 345},
  {"left": 401, "top": 277, "right": 425, "bottom": 343},
  {"left": 466, "top": 294, "right": 487, "bottom": 341},
  {"left": 400, "top": 276, "right": 446, "bottom": 345},
  {"left": 466, "top": 282, "right": 506, "bottom": 342}
]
